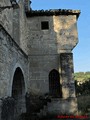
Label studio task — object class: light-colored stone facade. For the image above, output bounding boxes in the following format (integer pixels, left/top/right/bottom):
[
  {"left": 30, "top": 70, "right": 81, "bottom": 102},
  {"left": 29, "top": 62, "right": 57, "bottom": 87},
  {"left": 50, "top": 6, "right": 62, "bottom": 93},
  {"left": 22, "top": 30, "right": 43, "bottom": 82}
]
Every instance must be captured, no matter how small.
[
  {"left": 27, "top": 14, "right": 78, "bottom": 96},
  {"left": 0, "top": 0, "right": 80, "bottom": 119}
]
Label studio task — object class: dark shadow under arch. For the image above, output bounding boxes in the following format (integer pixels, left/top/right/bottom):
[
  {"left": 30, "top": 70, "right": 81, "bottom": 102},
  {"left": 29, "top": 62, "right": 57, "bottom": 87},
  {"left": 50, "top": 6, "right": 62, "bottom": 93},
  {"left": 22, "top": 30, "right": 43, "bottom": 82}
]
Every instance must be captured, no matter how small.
[
  {"left": 49, "top": 69, "right": 62, "bottom": 98},
  {"left": 12, "top": 67, "right": 26, "bottom": 119}
]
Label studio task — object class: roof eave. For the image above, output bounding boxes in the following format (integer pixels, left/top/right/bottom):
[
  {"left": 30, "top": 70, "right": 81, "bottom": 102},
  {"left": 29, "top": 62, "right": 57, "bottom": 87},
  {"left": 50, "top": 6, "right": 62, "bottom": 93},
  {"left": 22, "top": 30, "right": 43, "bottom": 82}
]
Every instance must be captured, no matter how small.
[{"left": 26, "top": 9, "right": 81, "bottom": 19}]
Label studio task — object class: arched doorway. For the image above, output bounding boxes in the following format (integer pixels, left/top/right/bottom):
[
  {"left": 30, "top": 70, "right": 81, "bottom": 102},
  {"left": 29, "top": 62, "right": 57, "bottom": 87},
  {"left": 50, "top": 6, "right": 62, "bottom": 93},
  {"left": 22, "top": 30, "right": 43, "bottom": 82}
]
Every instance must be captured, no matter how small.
[
  {"left": 49, "top": 69, "right": 62, "bottom": 98},
  {"left": 12, "top": 67, "right": 26, "bottom": 119}
]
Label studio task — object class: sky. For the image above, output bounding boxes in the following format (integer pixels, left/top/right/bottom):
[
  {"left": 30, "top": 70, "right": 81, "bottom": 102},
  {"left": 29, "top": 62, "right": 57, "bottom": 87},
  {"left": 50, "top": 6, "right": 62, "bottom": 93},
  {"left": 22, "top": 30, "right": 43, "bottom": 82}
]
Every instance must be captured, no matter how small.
[{"left": 31, "top": 0, "right": 90, "bottom": 72}]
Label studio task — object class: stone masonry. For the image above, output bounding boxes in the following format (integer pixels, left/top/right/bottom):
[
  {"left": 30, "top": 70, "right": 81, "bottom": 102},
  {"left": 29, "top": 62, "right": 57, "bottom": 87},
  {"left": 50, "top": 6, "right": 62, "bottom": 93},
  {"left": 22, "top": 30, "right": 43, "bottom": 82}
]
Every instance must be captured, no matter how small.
[{"left": 0, "top": 0, "right": 80, "bottom": 119}]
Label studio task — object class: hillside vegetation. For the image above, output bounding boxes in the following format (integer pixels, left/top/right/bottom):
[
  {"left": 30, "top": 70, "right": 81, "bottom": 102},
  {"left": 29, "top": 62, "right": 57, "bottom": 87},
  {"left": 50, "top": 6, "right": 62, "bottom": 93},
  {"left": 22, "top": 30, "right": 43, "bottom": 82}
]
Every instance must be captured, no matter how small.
[
  {"left": 74, "top": 72, "right": 90, "bottom": 82},
  {"left": 74, "top": 72, "right": 90, "bottom": 115},
  {"left": 74, "top": 72, "right": 90, "bottom": 96}
]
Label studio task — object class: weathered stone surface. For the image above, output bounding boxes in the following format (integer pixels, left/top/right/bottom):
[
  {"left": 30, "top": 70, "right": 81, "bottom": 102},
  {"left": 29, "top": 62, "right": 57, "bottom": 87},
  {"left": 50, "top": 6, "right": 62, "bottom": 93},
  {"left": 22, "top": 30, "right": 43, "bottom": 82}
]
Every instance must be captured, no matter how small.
[
  {"left": 1, "top": 97, "right": 15, "bottom": 120},
  {"left": 0, "top": 0, "right": 13, "bottom": 36},
  {"left": 19, "top": 0, "right": 29, "bottom": 54},
  {"left": 54, "top": 15, "right": 78, "bottom": 53},
  {"left": 47, "top": 98, "right": 78, "bottom": 115},
  {"left": 28, "top": 55, "right": 59, "bottom": 94},
  {"left": 60, "top": 53, "right": 75, "bottom": 98},
  {"left": 27, "top": 14, "right": 78, "bottom": 97},
  {"left": 0, "top": 0, "right": 80, "bottom": 118},
  {"left": 0, "top": 25, "right": 28, "bottom": 97},
  {"left": 13, "top": 7, "right": 20, "bottom": 45}
]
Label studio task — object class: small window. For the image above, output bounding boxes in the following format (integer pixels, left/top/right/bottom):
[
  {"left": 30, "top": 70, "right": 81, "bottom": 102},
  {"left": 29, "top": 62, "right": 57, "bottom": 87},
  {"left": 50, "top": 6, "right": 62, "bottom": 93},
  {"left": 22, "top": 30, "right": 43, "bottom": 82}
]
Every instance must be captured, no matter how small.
[{"left": 41, "top": 21, "right": 49, "bottom": 30}]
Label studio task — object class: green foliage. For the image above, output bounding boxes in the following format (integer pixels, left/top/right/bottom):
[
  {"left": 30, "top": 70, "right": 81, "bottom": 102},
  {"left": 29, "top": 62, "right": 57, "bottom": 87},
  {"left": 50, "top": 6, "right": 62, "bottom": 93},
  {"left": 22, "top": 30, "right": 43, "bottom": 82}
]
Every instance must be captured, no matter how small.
[
  {"left": 75, "top": 79, "right": 90, "bottom": 96},
  {"left": 74, "top": 72, "right": 90, "bottom": 96},
  {"left": 77, "top": 95, "right": 90, "bottom": 115},
  {"left": 74, "top": 72, "right": 90, "bottom": 82}
]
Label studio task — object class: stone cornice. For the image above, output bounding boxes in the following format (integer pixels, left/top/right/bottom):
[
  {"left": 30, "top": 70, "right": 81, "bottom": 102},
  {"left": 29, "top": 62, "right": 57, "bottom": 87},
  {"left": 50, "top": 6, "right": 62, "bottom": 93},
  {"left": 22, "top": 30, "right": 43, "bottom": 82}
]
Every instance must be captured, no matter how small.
[
  {"left": 0, "top": 24, "right": 28, "bottom": 59},
  {"left": 26, "top": 9, "right": 80, "bottom": 19}
]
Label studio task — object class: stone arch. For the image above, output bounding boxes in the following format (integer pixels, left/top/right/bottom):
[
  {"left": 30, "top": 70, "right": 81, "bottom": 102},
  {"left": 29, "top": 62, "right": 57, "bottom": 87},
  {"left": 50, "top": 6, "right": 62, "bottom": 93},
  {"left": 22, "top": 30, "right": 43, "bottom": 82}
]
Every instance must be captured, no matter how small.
[
  {"left": 9, "top": 63, "right": 27, "bottom": 96},
  {"left": 49, "top": 69, "right": 62, "bottom": 98},
  {"left": 12, "top": 67, "right": 26, "bottom": 119}
]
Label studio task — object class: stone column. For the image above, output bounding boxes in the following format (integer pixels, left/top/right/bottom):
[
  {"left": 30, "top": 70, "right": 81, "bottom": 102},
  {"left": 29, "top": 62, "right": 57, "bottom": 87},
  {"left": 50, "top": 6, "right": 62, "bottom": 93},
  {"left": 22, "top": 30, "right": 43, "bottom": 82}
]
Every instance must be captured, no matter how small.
[{"left": 60, "top": 53, "right": 76, "bottom": 99}]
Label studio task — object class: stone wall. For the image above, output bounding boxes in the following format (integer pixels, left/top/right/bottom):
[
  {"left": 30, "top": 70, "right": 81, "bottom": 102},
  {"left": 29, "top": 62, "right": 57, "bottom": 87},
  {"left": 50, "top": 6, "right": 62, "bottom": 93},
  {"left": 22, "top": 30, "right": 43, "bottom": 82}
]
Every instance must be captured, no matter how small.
[
  {"left": 0, "top": 1, "right": 80, "bottom": 116},
  {"left": 13, "top": 7, "right": 20, "bottom": 45},
  {"left": 47, "top": 98, "right": 78, "bottom": 115},
  {"left": 0, "top": 0, "right": 28, "bottom": 54},
  {"left": 17, "top": 0, "right": 29, "bottom": 54},
  {"left": 0, "top": 25, "right": 28, "bottom": 97},
  {"left": 27, "top": 15, "right": 78, "bottom": 54},
  {"left": 28, "top": 55, "right": 59, "bottom": 94},
  {"left": 27, "top": 16, "right": 57, "bottom": 55},
  {"left": 27, "top": 16, "right": 57, "bottom": 94},
  {"left": 27, "top": 15, "right": 78, "bottom": 95},
  {"left": 0, "top": 0, "right": 13, "bottom": 36},
  {"left": 53, "top": 15, "right": 78, "bottom": 53},
  {"left": 1, "top": 97, "right": 15, "bottom": 120}
]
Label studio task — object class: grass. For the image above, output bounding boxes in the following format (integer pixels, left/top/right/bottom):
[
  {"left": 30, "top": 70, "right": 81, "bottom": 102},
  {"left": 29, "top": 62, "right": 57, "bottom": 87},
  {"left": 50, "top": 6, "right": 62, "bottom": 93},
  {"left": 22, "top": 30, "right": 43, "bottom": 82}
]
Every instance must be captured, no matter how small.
[{"left": 77, "top": 95, "right": 90, "bottom": 116}]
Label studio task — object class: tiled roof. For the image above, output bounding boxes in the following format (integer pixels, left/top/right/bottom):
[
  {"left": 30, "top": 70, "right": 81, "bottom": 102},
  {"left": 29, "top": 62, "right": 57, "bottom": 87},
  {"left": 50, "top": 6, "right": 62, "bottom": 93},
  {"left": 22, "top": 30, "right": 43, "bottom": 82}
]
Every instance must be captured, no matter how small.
[{"left": 26, "top": 9, "right": 80, "bottom": 18}]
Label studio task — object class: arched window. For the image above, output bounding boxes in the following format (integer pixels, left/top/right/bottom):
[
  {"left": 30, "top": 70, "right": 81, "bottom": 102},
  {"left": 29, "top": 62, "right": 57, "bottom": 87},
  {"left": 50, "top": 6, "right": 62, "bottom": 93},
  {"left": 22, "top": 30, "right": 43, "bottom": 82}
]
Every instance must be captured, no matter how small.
[
  {"left": 49, "top": 69, "right": 62, "bottom": 98},
  {"left": 12, "top": 67, "right": 25, "bottom": 119}
]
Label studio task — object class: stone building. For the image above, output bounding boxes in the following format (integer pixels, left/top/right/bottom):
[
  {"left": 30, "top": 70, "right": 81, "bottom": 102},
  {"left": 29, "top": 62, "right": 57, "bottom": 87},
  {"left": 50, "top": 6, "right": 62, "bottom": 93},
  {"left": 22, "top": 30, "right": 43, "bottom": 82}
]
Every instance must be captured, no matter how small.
[{"left": 0, "top": 0, "right": 80, "bottom": 119}]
